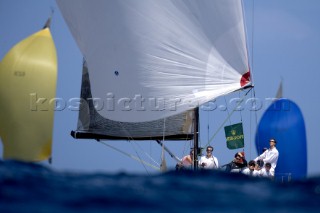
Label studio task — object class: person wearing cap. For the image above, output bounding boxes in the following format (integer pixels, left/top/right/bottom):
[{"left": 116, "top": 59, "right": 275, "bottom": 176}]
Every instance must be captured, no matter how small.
[
  {"left": 199, "top": 146, "right": 219, "bottom": 169},
  {"left": 254, "top": 138, "right": 279, "bottom": 176},
  {"left": 224, "top": 152, "right": 247, "bottom": 173}
]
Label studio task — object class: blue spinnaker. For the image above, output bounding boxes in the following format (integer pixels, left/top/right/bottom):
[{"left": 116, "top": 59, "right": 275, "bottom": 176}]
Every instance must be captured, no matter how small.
[{"left": 255, "top": 99, "right": 307, "bottom": 180}]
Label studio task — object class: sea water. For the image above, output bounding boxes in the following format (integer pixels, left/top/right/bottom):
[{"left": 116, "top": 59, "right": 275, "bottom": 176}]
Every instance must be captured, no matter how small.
[{"left": 1, "top": 160, "right": 320, "bottom": 212}]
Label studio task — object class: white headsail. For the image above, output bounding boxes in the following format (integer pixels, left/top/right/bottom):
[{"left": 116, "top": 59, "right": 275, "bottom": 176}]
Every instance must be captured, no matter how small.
[{"left": 56, "top": 0, "right": 250, "bottom": 124}]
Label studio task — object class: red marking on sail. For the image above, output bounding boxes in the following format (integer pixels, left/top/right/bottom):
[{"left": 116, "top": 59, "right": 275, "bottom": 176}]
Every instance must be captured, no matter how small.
[{"left": 240, "top": 71, "right": 251, "bottom": 87}]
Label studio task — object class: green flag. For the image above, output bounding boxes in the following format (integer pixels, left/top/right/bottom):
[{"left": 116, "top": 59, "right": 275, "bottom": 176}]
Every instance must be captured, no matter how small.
[{"left": 224, "top": 123, "right": 244, "bottom": 149}]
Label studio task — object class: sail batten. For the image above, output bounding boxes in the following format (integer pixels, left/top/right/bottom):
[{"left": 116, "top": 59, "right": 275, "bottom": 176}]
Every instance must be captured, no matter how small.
[{"left": 56, "top": 0, "right": 251, "bottom": 124}]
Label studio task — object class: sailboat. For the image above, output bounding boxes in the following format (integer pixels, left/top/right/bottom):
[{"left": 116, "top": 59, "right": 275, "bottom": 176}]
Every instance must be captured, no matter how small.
[
  {"left": 255, "top": 84, "right": 307, "bottom": 180},
  {"left": 0, "top": 19, "right": 57, "bottom": 162},
  {"left": 56, "top": 0, "right": 252, "bottom": 170}
]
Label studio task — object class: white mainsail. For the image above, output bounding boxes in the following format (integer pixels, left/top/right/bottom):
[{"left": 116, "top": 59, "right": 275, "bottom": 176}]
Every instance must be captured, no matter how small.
[{"left": 56, "top": 0, "right": 250, "bottom": 124}]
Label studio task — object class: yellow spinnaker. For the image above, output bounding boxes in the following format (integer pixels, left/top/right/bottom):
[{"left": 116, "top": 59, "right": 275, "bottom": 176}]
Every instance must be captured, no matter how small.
[{"left": 0, "top": 27, "right": 57, "bottom": 161}]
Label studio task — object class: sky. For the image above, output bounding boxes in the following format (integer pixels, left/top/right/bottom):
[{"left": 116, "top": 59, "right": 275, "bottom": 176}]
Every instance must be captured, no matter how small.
[{"left": 1, "top": 0, "right": 320, "bottom": 177}]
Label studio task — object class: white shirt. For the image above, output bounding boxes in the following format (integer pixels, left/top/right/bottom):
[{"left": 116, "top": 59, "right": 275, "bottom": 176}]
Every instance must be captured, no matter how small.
[
  {"left": 199, "top": 155, "right": 219, "bottom": 169},
  {"left": 242, "top": 168, "right": 260, "bottom": 177},
  {"left": 260, "top": 168, "right": 274, "bottom": 178},
  {"left": 254, "top": 147, "right": 279, "bottom": 171}
]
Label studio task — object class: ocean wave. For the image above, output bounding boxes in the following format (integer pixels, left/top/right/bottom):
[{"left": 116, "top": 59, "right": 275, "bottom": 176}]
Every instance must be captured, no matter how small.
[{"left": 1, "top": 160, "right": 320, "bottom": 212}]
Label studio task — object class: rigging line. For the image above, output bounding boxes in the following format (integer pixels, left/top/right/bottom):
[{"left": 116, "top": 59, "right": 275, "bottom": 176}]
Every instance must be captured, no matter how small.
[
  {"left": 182, "top": 140, "right": 188, "bottom": 156},
  {"left": 149, "top": 141, "right": 152, "bottom": 166},
  {"left": 156, "top": 140, "right": 181, "bottom": 162},
  {"left": 145, "top": 151, "right": 160, "bottom": 167},
  {"left": 251, "top": 0, "right": 255, "bottom": 74},
  {"left": 133, "top": 141, "right": 160, "bottom": 166},
  {"left": 180, "top": 136, "right": 191, "bottom": 157},
  {"left": 161, "top": 117, "right": 166, "bottom": 163},
  {"left": 99, "top": 141, "right": 160, "bottom": 171},
  {"left": 104, "top": 120, "right": 154, "bottom": 174},
  {"left": 249, "top": 89, "right": 254, "bottom": 160},
  {"left": 190, "top": 111, "right": 194, "bottom": 152},
  {"left": 124, "top": 140, "right": 150, "bottom": 175},
  {"left": 237, "top": 91, "right": 244, "bottom": 149},
  {"left": 149, "top": 141, "right": 160, "bottom": 167},
  {"left": 239, "top": 91, "right": 243, "bottom": 122},
  {"left": 223, "top": 96, "right": 232, "bottom": 125},
  {"left": 205, "top": 87, "right": 253, "bottom": 147},
  {"left": 253, "top": 88, "right": 261, "bottom": 154},
  {"left": 207, "top": 110, "right": 209, "bottom": 144},
  {"left": 198, "top": 119, "right": 202, "bottom": 150},
  {"left": 116, "top": 121, "right": 157, "bottom": 172},
  {"left": 130, "top": 142, "right": 150, "bottom": 174},
  {"left": 160, "top": 118, "right": 167, "bottom": 171},
  {"left": 117, "top": 121, "right": 136, "bottom": 142},
  {"left": 181, "top": 136, "right": 193, "bottom": 157},
  {"left": 162, "top": 117, "right": 166, "bottom": 142}
]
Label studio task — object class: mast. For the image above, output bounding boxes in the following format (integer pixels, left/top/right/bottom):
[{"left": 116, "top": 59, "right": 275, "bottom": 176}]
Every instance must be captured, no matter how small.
[
  {"left": 193, "top": 107, "right": 199, "bottom": 170},
  {"left": 156, "top": 140, "right": 181, "bottom": 163}
]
